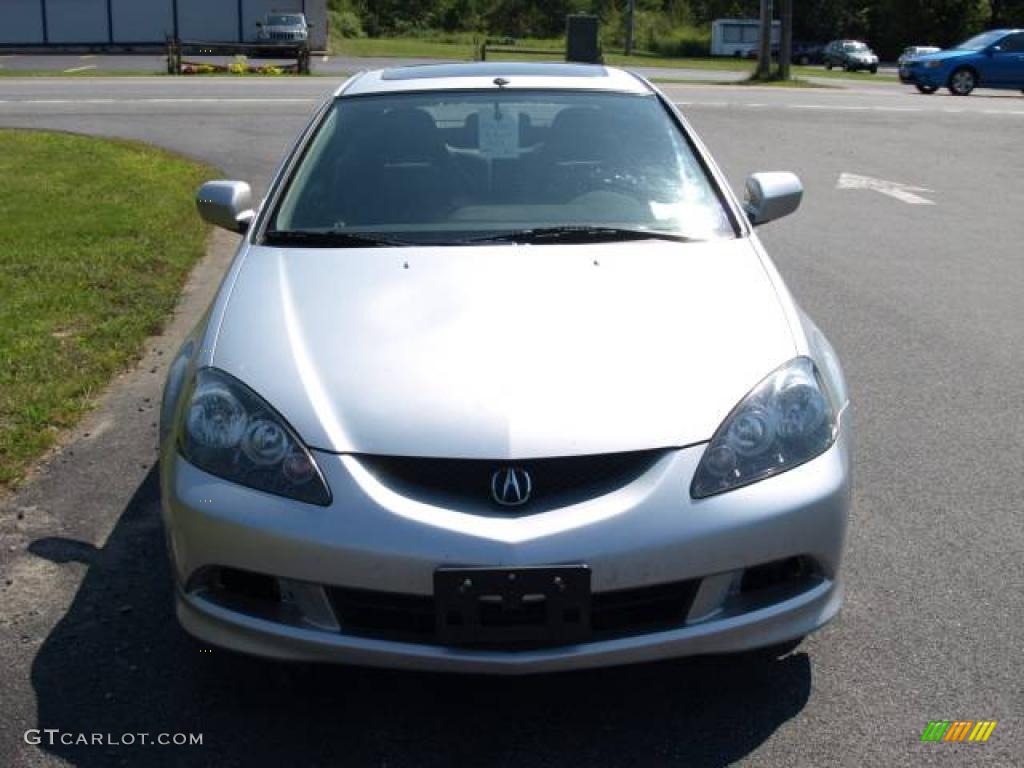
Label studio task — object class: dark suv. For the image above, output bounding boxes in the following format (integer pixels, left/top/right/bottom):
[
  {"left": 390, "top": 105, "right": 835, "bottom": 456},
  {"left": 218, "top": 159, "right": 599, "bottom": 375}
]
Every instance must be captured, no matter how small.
[{"left": 823, "top": 40, "right": 879, "bottom": 73}]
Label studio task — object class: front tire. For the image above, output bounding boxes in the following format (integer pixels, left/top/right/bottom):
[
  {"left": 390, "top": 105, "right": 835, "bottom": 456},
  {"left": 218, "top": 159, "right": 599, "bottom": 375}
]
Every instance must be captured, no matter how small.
[
  {"left": 915, "top": 84, "right": 938, "bottom": 94},
  {"left": 825, "top": 60, "right": 833, "bottom": 70},
  {"left": 869, "top": 65, "right": 878, "bottom": 74},
  {"left": 948, "top": 67, "right": 976, "bottom": 96}
]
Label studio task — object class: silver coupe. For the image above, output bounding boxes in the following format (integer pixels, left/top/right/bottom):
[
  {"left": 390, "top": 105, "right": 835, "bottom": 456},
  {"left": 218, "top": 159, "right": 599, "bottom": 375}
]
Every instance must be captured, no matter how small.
[{"left": 160, "top": 62, "right": 852, "bottom": 673}]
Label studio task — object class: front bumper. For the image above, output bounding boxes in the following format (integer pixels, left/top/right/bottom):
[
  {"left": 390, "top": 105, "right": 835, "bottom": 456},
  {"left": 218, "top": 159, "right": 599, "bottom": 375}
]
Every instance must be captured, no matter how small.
[
  {"left": 900, "top": 66, "right": 943, "bottom": 86},
  {"left": 161, "top": 429, "right": 852, "bottom": 674}
]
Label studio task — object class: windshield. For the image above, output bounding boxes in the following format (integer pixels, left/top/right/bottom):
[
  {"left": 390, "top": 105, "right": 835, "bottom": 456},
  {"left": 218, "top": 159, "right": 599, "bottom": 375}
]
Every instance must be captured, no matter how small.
[
  {"left": 267, "top": 14, "right": 302, "bottom": 25},
  {"left": 843, "top": 42, "right": 868, "bottom": 52},
  {"left": 269, "top": 90, "right": 735, "bottom": 244},
  {"left": 955, "top": 31, "right": 1004, "bottom": 50}
]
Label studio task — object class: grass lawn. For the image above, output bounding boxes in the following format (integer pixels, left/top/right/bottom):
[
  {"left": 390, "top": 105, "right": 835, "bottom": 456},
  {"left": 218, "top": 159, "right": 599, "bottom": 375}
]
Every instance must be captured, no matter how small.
[
  {"left": 798, "top": 66, "right": 897, "bottom": 82},
  {"left": 330, "top": 35, "right": 479, "bottom": 59},
  {"left": 328, "top": 35, "right": 898, "bottom": 82},
  {"left": 0, "top": 130, "right": 217, "bottom": 489},
  {"left": 330, "top": 35, "right": 751, "bottom": 69},
  {"left": 653, "top": 76, "right": 833, "bottom": 88}
]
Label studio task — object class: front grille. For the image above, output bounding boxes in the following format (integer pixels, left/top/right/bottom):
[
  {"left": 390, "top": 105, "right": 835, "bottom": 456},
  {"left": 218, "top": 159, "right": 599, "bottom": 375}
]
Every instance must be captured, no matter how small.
[
  {"left": 327, "top": 579, "right": 699, "bottom": 648},
  {"left": 357, "top": 450, "right": 664, "bottom": 516}
]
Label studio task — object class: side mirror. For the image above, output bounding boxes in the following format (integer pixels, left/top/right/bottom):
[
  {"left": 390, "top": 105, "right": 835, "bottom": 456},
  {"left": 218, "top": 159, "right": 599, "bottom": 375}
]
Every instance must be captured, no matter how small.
[
  {"left": 255, "top": 21, "right": 263, "bottom": 27},
  {"left": 989, "top": 45, "right": 1002, "bottom": 55},
  {"left": 743, "top": 172, "right": 803, "bottom": 226},
  {"left": 196, "top": 180, "right": 254, "bottom": 233}
]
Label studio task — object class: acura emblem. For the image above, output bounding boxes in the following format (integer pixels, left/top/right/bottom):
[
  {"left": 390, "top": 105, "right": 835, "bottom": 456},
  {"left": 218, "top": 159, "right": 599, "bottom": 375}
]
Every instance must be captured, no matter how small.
[{"left": 490, "top": 466, "right": 532, "bottom": 506}]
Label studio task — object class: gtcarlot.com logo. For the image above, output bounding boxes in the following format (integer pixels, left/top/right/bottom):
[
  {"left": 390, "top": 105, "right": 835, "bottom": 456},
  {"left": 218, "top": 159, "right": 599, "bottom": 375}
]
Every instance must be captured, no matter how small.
[
  {"left": 920, "top": 720, "right": 997, "bottom": 743},
  {"left": 25, "top": 730, "right": 203, "bottom": 747}
]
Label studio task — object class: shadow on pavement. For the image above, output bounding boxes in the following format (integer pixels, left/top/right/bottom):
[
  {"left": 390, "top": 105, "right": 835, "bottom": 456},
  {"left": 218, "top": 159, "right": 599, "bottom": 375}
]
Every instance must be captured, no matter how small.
[{"left": 29, "top": 467, "right": 811, "bottom": 767}]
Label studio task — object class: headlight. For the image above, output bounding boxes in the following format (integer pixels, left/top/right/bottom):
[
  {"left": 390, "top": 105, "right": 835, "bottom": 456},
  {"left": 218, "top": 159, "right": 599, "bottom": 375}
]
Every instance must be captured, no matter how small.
[
  {"left": 691, "top": 357, "right": 838, "bottom": 499},
  {"left": 924, "top": 60, "right": 942, "bottom": 69},
  {"left": 178, "top": 368, "right": 331, "bottom": 505}
]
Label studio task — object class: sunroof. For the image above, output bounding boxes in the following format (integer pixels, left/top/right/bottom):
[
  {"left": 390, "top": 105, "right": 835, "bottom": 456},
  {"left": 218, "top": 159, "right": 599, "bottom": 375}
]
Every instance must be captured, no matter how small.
[{"left": 381, "top": 62, "right": 608, "bottom": 81}]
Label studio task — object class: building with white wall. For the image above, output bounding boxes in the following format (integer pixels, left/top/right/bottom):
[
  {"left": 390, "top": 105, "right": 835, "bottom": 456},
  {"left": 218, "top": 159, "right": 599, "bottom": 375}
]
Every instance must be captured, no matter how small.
[{"left": 0, "top": 0, "right": 327, "bottom": 50}]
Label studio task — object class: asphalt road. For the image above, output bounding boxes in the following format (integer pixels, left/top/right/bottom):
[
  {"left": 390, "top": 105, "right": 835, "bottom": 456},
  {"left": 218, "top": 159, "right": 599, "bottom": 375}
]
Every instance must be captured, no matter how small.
[{"left": 0, "top": 73, "right": 1022, "bottom": 767}]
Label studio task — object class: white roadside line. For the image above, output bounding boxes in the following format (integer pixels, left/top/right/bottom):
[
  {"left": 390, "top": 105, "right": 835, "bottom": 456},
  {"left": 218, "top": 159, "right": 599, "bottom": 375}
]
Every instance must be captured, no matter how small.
[
  {"left": 4, "top": 97, "right": 317, "bottom": 104},
  {"left": 80, "top": 54, "right": 95, "bottom": 60},
  {"left": 62, "top": 65, "right": 96, "bottom": 73},
  {"left": 673, "top": 100, "right": 1024, "bottom": 116}
]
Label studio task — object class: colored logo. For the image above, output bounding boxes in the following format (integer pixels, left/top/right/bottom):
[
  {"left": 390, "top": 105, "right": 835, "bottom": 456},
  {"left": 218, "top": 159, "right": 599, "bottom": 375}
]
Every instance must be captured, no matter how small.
[{"left": 921, "top": 721, "right": 997, "bottom": 742}]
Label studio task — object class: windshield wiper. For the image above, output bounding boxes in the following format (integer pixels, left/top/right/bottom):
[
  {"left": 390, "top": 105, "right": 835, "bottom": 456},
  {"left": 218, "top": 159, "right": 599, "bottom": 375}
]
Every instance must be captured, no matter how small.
[
  {"left": 263, "top": 229, "right": 413, "bottom": 248},
  {"left": 454, "top": 226, "right": 698, "bottom": 245}
]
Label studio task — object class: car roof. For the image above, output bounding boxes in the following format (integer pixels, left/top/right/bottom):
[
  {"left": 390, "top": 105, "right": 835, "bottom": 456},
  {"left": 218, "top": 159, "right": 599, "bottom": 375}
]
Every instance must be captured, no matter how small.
[{"left": 338, "top": 62, "right": 652, "bottom": 97}]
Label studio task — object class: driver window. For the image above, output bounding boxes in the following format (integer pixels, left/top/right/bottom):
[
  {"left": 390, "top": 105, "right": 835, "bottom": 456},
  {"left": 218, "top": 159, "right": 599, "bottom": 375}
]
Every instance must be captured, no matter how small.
[{"left": 998, "top": 34, "right": 1024, "bottom": 53}]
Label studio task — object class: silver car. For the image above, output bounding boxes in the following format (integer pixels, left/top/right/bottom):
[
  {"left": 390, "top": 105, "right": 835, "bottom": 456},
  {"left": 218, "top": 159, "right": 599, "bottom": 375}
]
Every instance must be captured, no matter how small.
[
  {"left": 161, "top": 62, "right": 852, "bottom": 674},
  {"left": 255, "top": 12, "right": 308, "bottom": 43},
  {"left": 897, "top": 45, "right": 941, "bottom": 67}
]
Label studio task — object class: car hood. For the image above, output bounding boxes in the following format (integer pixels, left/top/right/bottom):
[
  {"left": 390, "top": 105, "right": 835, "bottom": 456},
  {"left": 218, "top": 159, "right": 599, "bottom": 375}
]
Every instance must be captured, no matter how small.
[
  {"left": 212, "top": 239, "right": 797, "bottom": 459},
  {"left": 917, "top": 49, "right": 971, "bottom": 64}
]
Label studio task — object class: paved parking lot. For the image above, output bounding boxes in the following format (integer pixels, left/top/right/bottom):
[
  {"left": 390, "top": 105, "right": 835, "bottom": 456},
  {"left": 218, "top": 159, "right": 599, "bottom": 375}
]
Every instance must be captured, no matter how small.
[{"left": 0, "top": 72, "right": 1021, "bottom": 766}]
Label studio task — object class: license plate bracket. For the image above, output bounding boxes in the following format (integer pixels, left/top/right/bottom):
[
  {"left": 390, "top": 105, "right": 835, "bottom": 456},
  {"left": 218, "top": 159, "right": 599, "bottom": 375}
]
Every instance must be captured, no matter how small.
[{"left": 434, "top": 565, "right": 591, "bottom": 648}]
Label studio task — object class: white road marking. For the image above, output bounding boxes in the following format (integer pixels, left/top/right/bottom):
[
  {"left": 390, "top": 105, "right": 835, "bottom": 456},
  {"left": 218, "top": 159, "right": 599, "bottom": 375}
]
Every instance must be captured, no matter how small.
[
  {"left": 673, "top": 100, "right": 1023, "bottom": 117},
  {"left": 80, "top": 54, "right": 95, "bottom": 60},
  {"left": 62, "top": 65, "right": 96, "bottom": 73},
  {"left": 837, "top": 172, "right": 935, "bottom": 205},
  {"left": 7, "top": 97, "right": 316, "bottom": 104},
  {"left": 140, "top": 97, "right": 314, "bottom": 103}
]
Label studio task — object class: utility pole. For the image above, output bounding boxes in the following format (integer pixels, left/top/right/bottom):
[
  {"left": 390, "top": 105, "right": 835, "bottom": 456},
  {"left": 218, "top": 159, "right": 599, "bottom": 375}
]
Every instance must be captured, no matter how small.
[
  {"left": 625, "top": 0, "right": 636, "bottom": 56},
  {"left": 778, "top": 0, "right": 792, "bottom": 80},
  {"left": 757, "top": 0, "right": 772, "bottom": 79}
]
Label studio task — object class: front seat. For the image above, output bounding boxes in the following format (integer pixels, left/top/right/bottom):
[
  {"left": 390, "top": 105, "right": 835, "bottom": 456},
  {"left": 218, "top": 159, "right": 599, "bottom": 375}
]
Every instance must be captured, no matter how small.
[{"left": 344, "top": 107, "right": 454, "bottom": 225}]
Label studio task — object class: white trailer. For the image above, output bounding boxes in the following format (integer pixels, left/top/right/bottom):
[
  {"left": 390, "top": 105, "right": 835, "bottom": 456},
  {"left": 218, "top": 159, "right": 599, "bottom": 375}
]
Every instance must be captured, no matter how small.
[{"left": 710, "top": 18, "right": 781, "bottom": 58}]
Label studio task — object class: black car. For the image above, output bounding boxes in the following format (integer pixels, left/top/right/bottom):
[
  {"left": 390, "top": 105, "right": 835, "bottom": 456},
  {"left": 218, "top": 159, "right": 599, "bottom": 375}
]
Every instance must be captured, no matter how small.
[
  {"left": 747, "top": 42, "right": 825, "bottom": 65},
  {"left": 823, "top": 40, "right": 880, "bottom": 73},
  {"left": 792, "top": 41, "right": 825, "bottom": 65}
]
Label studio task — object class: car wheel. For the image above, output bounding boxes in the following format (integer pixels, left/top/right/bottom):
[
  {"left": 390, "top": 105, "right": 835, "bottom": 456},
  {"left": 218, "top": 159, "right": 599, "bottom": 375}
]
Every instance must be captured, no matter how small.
[
  {"left": 948, "top": 67, "right": 976, "bottom": 96},
  {"left": 915, "top": 84, "right": 938, "bottom": 94},
  {"left": 844, "top": 63, "right": 852, "bottom": 72},
  {"left": 869, "top": 65, "right": 878, "bottom": 74},
  {"left": 825, "top": 60, "right": 833, "bottom": 70}
]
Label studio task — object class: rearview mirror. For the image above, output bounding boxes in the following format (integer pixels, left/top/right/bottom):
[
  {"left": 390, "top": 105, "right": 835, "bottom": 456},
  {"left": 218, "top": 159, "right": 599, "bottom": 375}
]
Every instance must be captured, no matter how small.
[
  {"left": 743, "top": 172, "right": 803, "bottom": 226},
  {"left": 196, "top": 180, "right": 254, "bottom": 233}
]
